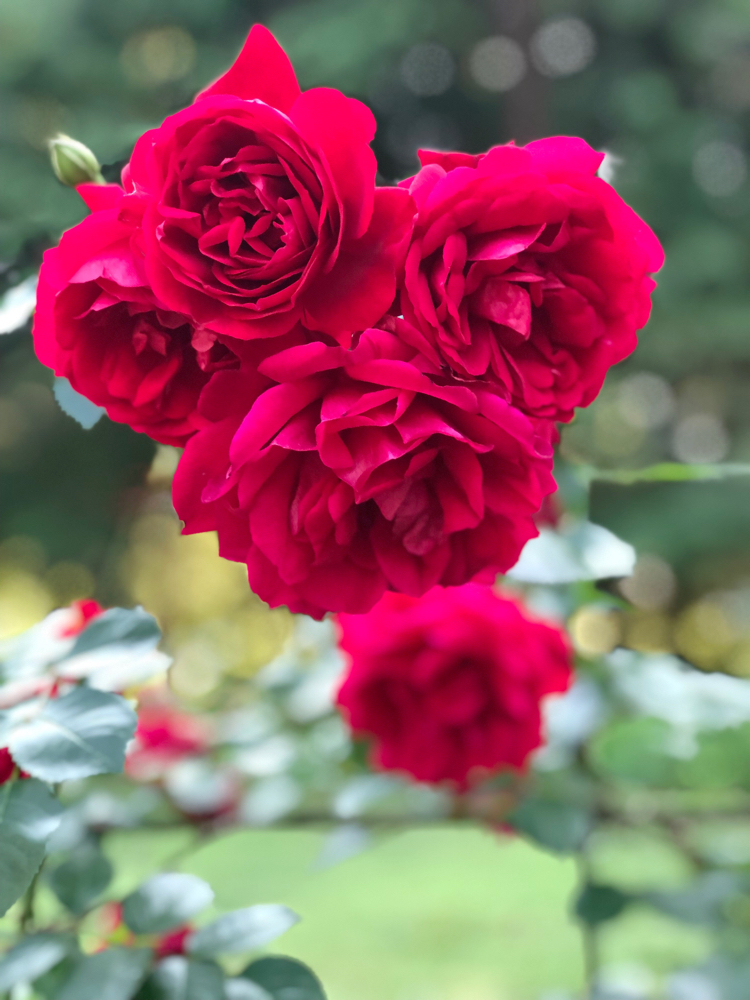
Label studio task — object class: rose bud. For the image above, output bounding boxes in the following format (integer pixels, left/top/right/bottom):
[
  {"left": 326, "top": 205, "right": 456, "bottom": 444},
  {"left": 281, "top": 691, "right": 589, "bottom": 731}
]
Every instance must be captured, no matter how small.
[{"left": 48, "top": 134, "right": 105, "bottom": 188}]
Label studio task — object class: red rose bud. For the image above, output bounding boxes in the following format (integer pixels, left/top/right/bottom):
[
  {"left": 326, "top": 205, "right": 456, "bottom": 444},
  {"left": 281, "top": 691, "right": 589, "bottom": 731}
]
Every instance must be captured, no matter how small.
[
  {"left": 337, "top": 584, "right": 574, "bottom": 788},
  {"left": 155, "top": 926, "right": 192, "bottom": 959},
  {"left": 48, "top": 134, "right": 105, "bottom": 187}
]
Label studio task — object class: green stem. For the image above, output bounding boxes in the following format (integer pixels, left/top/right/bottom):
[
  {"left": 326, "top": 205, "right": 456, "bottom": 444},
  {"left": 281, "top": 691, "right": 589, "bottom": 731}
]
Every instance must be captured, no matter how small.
[
  {"left": 576, "top": 851, "right": 599, "bottom": 1000},
  {"left": 20, "top": 866, "right": 42, "bottom": 933}
]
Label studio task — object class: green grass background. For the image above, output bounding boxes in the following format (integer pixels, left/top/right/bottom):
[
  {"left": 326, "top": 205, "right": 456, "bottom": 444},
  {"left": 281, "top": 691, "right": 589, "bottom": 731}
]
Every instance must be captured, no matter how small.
[{"left": 101, "top": 825, "right": 710, "bottom": 1000}]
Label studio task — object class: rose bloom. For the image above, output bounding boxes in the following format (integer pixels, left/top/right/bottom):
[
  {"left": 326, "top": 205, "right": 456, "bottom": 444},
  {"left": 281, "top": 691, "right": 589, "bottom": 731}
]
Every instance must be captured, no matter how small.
[
  {"left": 124, "top": 25, "right": 415, "bottom": 341},
  {"left": 337, "top": 584, "right": 574, "bottom": 787},
  {"left": 173, "top": 321, "right": 555, "bottom": 618},
  {"left": 34, "top": 186, "right": 236, "bottom": 447},
  {"left": 398, "top": 139, "right": 664, "bottom": 422}
]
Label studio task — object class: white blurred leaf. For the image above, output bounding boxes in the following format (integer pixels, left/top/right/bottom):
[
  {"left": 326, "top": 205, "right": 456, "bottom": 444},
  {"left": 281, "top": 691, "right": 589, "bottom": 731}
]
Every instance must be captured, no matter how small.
[
  {"left": 241, "top": 775, "right": 300, "bottom": 827},
  {"left": 315, "top": 824, "right": 371, "bottom": 869},
  {"left": 508, "top": 522, "right": 635, "bottom": 584},
  {"left": 333, "top": 775, "right": 403, "bottom": 820},
  {"left": 53, "top": 377, "right": 105, "bottom": 430},
  {"left": 0, "top": 276, "right": 36, "bottom": 335},
  {"left": 164, "top": 758, "right": 237, "bottom": 818},
  {"left": 608, "top": 650, "right": 750, "bottom": 756},
  {"left": 187, "top": 906, "right": 299, "bottom": 958}
]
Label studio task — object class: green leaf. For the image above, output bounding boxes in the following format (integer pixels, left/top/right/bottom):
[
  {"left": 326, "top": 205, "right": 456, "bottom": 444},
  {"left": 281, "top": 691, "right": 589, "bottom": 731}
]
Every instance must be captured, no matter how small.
[
  {"left": 0, "top": 778, "right": 62, "bottom": 916},
  {"left": 646, "top": 872, "right": 745, "bottom": 926},
  {"left": 506, "top": 798, "right": 592, "bottom": 854},
  {"left": 122, "top": 874, "right": 215, "bottom": 935},
  {"left": 590, "top": 717, "right": 677, "bottom": 787},
  {"left": 575, "top": 884, "right": 631, "bottom": 926},
  {"left": 53, "top": 377, "right": 105, "bottom": 430},
  {"left": 241, "top": 957, "right": 327, "bottom": 1000},
  {"left": 225, "top": 980, "right": 273, "bottom": 1000},
  {"left": 187, "top": 906, "right": 300, "bottom": 959},
  {"left": 137, "top": 957, "right": 224, "bottom": 1000},
  {"left": 64, "top": 607, "right": 162, "bottom": 659},
  {"left": 583, "top": 462, "right": 750, "bottom": 485},
  {"left": 53, "top": 948, "right": 152, "bottom": 1000},
  {"left": 0, "top": 933, "right": 73, "bottom": 991},
  {"left": 6, "top": 686, "right": 137, "bottom": 782},
  {"left": 48, "top": 843, "right": 113, "bottom": 915}
]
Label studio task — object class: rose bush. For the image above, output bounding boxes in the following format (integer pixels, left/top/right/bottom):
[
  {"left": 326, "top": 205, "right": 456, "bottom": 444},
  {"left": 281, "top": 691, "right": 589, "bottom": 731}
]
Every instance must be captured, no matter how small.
[
  {"left": 124, "top": 25, "right": 415, "bottom": 341},
  {"left": 398, "top": 140, "right": 664, "bottom": 422},
  {"left": 173, "top": 323, "right": 555, "bottom": 618},
  {"left": 336, "top": 583, "right": 573, "bottom": 786},
  {"left": 34, "top": 186, "right": 236, "bottom": 446}
]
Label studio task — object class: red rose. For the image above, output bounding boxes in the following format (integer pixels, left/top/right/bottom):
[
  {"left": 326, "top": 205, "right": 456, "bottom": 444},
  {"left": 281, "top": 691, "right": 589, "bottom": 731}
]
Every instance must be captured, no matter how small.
[
  {"left": 0, "top": 747, "right": 16, "bottom": 785},
  {"left": 173, "top": 323, "right": 555, "bottom": 618},
  {"left": 337, "top": 584, "right": 574, "bottom": 787},
  {"left": 34, "top": 187, "right": 236, "bottom": 447},
  {"left": 124, "top": 25, "right": 415, "bottom": 342},
  {"left": 398, "top": 139, "right": 664, "bottom": 422}
]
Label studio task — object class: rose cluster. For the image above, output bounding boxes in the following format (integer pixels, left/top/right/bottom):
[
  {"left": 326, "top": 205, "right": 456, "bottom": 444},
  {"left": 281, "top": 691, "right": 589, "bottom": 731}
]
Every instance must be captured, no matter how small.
[{"left": 34, "top": 25, "right": 662, "bottom": 617}]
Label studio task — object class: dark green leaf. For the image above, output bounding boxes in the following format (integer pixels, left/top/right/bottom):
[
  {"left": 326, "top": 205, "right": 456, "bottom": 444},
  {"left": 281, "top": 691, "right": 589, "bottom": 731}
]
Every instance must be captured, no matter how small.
[
  {"left": 137, "top": 957, "right": 224, "bottom": 1000},
  {"left": 575, "top": 884, "right": 631, "bottom": 926},
  {"left": 7, "top": 686, "right": 137, "bottom": 782},
  {"left": 53, "top": 377, "right": 105, "bottom": 430},
  {"left": 0, "top": 933, "right": 73, "bottom": 991},
  {"left": 507, "top": 798, "right": 592, "bottom": 854},
  {"left": 241, "top": 957, "right": 327, "bottom": 1000},
  {"left": 187, "top": 906, "right": 299, "bottom": 958},
  {"left": 0, "top": 778, "right": 62, "bottom": 916},
  {"left": 48, "top": 844, "right": 113, "bottom": 915},
  {"left": 53, "top": 948, "right": 152, "bottom": 1000},
  {"left": 122, "top": 874, "right": 215, "bottom": 935}
]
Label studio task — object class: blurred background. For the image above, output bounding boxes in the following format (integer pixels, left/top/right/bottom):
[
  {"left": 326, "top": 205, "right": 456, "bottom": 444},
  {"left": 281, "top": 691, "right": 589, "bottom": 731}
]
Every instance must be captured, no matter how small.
[{"left": 2, "top": 1, "right": 750, "bottom": 997}]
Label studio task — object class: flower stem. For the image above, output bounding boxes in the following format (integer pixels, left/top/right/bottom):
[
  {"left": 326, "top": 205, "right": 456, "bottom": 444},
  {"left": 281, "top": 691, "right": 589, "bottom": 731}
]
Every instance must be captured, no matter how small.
[
  {"left": 576, "top": 851, "right": 599, "bottom": 1000},
  {"left": 20, "top": 866, "right": 42, "bottom": 933}
]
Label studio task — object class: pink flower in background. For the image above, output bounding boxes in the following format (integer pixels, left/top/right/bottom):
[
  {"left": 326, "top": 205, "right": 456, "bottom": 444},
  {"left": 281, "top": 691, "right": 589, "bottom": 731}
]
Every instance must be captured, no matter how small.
[
  {"left": 125, "top": 701, "right": 211, "bottom": 781},
  {"left": 173, "top": 323, "right": 555, "bottom": 618},
  {"left": 34, "top": 188, "right": 237, "bottom": 447},
  {"left": 59, "top": 598, "right": 104, "bottom": 637},
  {"left": 124, "top": 25, "right": 415, "bottom": 342},
  {"left": 337, "top": 584, "right": 574, "bottom": 787},
  {"left": 398, "top": 139, "right": 664, "bottom": 422}
]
